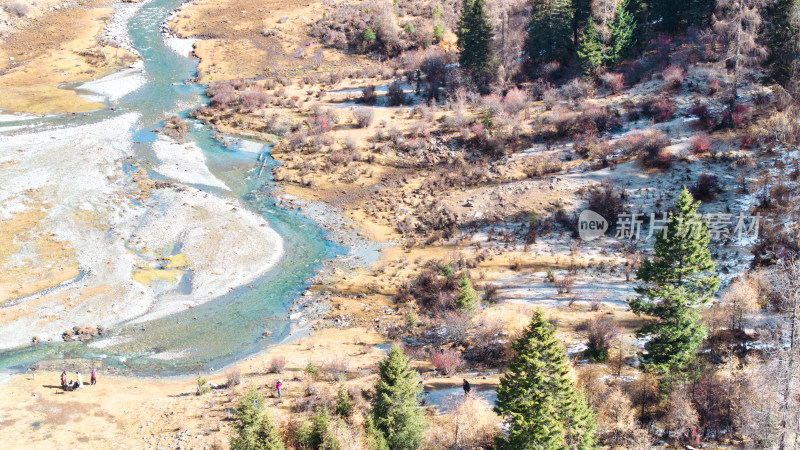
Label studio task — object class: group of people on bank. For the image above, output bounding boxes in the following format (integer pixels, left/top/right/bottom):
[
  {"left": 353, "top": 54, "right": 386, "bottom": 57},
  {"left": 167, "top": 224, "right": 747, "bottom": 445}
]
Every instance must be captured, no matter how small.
[{"left": 60, "top": 367, "right": 97, "bottom": 391}]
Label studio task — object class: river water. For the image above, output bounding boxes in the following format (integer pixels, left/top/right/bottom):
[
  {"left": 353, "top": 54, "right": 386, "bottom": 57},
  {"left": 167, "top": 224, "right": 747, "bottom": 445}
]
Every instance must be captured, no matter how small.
[{"left": 0, "top": 0, "right": 342, "bottom": 375}]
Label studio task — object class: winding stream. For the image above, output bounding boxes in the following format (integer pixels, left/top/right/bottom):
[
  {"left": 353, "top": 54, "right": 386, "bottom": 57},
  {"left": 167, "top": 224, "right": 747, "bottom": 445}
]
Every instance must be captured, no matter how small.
[{"left": 0, "top": 0, "right": 342, "bottom": 375}]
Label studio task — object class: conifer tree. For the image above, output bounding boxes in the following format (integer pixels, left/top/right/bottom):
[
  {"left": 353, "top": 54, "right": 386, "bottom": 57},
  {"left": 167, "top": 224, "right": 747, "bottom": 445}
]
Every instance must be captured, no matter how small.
[
  {"left": 760, "top": 0, "right": 800, "bottom": 91},
  {"left": 335, "top": 381, "right": 352, "bottom": 418},
  {"left": 457, "top": 0, "right": 495, "bottom": 82},
  {"left": 628, "top": 187, "right": 719, "bottom": 377},
  {"left": 455, "top": 273, "right": 479, "bottom": 311},
  {"left": 607, "top": 0, "right": 637, "bottom": 66},
  {"left": 231, "top": 386, "right": 285, "bottom": 450},
  {"left": 527, "top": 0, "right": 575, "bottom": 65},
  {"left": 372, "top": 346, "right": 425, "bottom": 450},
  {"left": 494, "top": 309, "right": 597, "bottom": 449},
  {"left": 577, "top": 18, "right": 604, "bottom": 74}
]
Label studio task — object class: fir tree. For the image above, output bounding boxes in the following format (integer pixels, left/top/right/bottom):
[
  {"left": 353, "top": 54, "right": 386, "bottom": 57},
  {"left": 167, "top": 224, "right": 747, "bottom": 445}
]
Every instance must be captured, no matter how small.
[
  {"left": 457, "top": 0, "right": 495, "bottom": 82},
  {"left": 455, "top": 273, "right": 479, "bottom": 312},
  {"left": 628, "top": 187, "right": 719, "bottom": 376},
  {"left": 372, "top": 346, "right": 425, "bottom": 450},
  {"left": 607, "top": 0, "right": 637, "bottom": 66},
  {"left": 577, "top": 18, "right": 604, "bottom": 74},
  {"left": 527, "top": 0, "right": 575, "bottom": 65},
  {"left": 761, "top": 0, "right": 800, "bottom": 91},
  {"left": 231, "top": 386, "right": 285, "bottom": 450},
  {"left": 334, "top": 381, "right": 352, "bottom": 418},
  {"left": 494, "top": 309, "right": 597, "bottom": 449}
]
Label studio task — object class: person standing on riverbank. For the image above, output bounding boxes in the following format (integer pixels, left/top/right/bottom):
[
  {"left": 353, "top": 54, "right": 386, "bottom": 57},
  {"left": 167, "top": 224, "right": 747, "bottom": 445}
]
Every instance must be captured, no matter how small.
[
  {"left": 76, "top": 372, "right": 83, "bottom": 389},
  {"left": 90, "top": 367, "right": 97, "bottom": 385},
  {"left": 61, "top": 370, "right": 67, "bottom": 390},
  {"left": 462, "top": 379, "right": 471, "bottom": 398}
]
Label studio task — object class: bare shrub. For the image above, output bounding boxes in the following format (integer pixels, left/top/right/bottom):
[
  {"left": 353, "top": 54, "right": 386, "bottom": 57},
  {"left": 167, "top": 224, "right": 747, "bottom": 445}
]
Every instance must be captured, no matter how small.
[
  {"left": 555, "top": 276, "right": 575, "bottom": 294},
  {"left": 464, "top": 318, "right": 514, "bottom": 367},
  {"left": 619, "top": 129, "right": 672, "bottom": 169},
  {"left": 268, "top": 356, "right": 286, "bottom": 374},
  {"left": 240, "top": 87, "right": 268, "bottom": 112},
  {"left": 226, "top": 369, "right": 241, "bottom": 388},
  {"left": 387, "top": 80, "right": 406, "bottom": 106},
  {"left": 641, "top": 97, "right": 675, "bottom": 122},
  {"left": 662, "top": 65, "right": 685, "bottom": 89},
  {"left": 482, "top": 283, "right": 499, "bottom": 304},
  {"left": 164, "top": 115, "right": 188, "bottom": 143},
  {"left": 431, "top": 348, "right": 465, "bottom": 375},
  {"left": 580, "top": 316, "right": 620, "bottom": 362},
  {"left": 596, "top": 385, "right": 637, "bottom": 446},
  {"left": 360, "top": 85, "right": 377, "bottom": 105},
  {"left": 599, "top": 72, "right": 624, "bottom": 93},
  {"left": 503, "top": 87, "right": 527, "bottom": 114},
  {"left": 688, "top": 103, "right": 714, "bottom": 129},
  {"left": 689, "top": 133, "right": 712, "bottom": 153},
  {"left": 208, "top": 82, "right": 236, "bottom": 107},
  {"left": 425, "top": 396, "right": 500, "bottom": 448},
  {"left": 587, "top": 179, "right": 625, "bottom": 225},
  {"left": 5, "top": 0, "right": 29, "bottom": 17},
  {"left": 562, "top": 78, "right": 593, "bottom": 102},
  {"left": 354, "top": 108, "right": 375, "bottom": 128},
  {"left": 690, "top": 173, "right": 721, "bottom": 202},
  {"left": 662, "top": 388, "right": 699, "bottom": 441},
  {"left": 322, "top": 357, "right": 352, "bottom": 380}
]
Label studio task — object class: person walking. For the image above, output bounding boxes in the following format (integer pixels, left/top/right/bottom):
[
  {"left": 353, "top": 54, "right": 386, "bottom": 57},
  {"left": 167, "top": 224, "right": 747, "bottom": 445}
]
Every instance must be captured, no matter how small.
[
  {"left": 61, "top": 370, "right": 67, "bottom": 390},
  {"left": 462, "top": 379, "right": 471, "bottom": 398},
  {"left": 275, "top": 379, "right": 283, "bottom": 398},
  {"left": 90, "top": 367, "right": 97, "bottom": 385}
]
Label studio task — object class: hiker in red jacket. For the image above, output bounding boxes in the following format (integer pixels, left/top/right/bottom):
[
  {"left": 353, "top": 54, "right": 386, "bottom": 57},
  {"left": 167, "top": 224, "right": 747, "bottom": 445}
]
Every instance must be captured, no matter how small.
[{"left": 276, "top": 380, "right": 283, "bottom": 398}]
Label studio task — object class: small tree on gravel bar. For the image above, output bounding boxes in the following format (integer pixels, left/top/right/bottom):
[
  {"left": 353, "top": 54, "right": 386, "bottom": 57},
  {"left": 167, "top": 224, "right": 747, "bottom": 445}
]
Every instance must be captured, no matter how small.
[
  {"left": 495, "top": 309, "right": 597, "bottom": 449},
  {"left": 372, "top": 346, "right": 425, "bottom": 449}
]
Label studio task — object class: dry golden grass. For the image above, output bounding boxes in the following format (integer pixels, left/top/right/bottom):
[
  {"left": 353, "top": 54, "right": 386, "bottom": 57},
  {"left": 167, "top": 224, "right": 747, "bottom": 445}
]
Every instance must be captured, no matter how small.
[{"left": 0, "top": 0, "right": 138, "bottom": 113}]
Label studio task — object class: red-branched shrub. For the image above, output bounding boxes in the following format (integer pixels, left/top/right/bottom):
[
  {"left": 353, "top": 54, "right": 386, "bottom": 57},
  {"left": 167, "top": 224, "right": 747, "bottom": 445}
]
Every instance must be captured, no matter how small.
[
  {"left": 642, "top": 97, "right": 675, "bottom": 123},
  {"left": 687, "top": 103, "right": 714, "bottom": 129},
  {"left": 600, "top": 72, "right": 624, "bottom": 94},
  {"left": 689, "top": 133, "right": 712, "bottom": 153},
  {"left": 662, "top": 65, "right": 685, "bottom": 89},
  {"left": 431, "top": 348, "right": 465, "bottom": 375}
]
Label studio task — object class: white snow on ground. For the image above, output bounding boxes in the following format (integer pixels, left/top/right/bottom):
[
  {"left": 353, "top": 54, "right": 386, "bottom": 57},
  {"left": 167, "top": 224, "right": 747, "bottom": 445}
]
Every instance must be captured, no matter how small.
[
  {"left": 152, "top": 136, "right": 230, "bottom": 190},
  {"left": 76, "top": 62, "right": 147, "bottom": 102},
  {"left": 497, "top": 271, "right": 635, "bottom": 310}
]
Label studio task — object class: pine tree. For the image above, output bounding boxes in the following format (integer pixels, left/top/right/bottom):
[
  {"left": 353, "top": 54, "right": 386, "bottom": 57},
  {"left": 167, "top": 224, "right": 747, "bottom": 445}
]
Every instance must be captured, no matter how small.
[
  {"left": 607, "top": 0, "right": 637, "bottom": 66},
  {"left": 455, "top": 273, "right": 479, "bottom": 312},
  {"left": 372, "top": 346, "right": 425, "bottom": 450},
  {"left": 628, "top": 187, "right": 719, "bottom": 376},
  {"left": 494, "top": 309, "right": 597, "bottom": 449},
  {"left": 231, "top": 386, "right": 285, "bottom": 450},
  {"left": 334, "top": 381, "right": 352, "bottom": 418},
  {"left": 760, "top": 0, "right": 800, "bottom": 91},
  {"left": 577, "top": 18, "right": 604, "bottom": 74},
  {"left": 457, "top": 0, "right": 495, "bottom": 82},
  {"left": 527, "top": 0, "right": 575, "bottom": 65}
]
